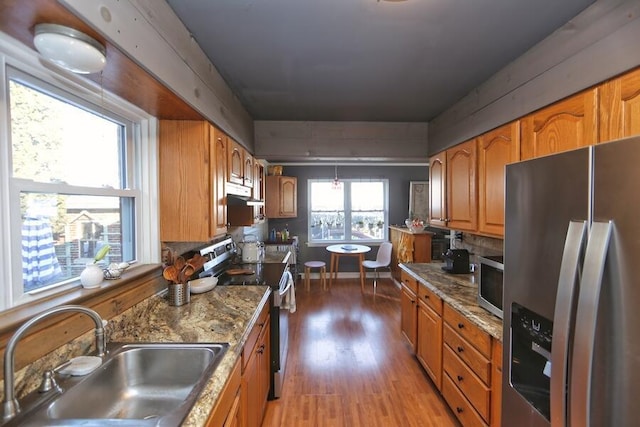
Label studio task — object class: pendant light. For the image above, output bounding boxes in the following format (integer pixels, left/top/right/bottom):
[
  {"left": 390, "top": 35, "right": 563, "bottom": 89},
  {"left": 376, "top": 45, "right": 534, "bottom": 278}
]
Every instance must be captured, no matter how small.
[{"left": 332, "top": 164, "right": 341, "bottom": 190}]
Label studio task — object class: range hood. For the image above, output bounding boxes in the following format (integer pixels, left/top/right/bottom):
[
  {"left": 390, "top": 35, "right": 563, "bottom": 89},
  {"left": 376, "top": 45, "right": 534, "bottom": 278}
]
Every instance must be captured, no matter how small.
[{"left": 226, "top": 182, "right": 264, "bottom": 206}]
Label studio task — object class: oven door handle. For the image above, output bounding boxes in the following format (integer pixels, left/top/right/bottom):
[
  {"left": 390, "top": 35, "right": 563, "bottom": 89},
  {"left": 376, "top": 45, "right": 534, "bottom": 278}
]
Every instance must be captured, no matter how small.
[{"left": 279, "top": 270, "right": 293, "bottom": 296}]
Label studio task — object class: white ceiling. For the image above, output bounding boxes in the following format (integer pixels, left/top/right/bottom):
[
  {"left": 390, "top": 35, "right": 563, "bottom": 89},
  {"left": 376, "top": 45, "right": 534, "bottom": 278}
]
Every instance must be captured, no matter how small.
[{"left": 165, "top": 0, "right": 595, "bottom": 123}]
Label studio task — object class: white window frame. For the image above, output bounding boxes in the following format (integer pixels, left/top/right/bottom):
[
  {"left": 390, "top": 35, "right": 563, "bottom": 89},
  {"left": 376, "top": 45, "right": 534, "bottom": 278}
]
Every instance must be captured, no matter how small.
[
  {"left": 0, "top": 32, "right": 159, "bottom": 310},
  {"left": 307, "top": 178, "right": 389, "bottom": 245}
]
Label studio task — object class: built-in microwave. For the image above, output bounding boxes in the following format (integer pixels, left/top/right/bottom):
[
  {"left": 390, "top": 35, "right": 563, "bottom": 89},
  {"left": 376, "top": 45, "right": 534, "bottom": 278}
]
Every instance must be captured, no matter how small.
[{"left": 477, "top": 255, "right": 504, "bottom": 319}]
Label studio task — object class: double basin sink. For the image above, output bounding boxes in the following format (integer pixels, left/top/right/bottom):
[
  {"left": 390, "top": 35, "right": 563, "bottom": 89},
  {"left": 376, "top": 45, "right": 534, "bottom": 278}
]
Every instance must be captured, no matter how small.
[{"left": 5, "top": 342, "right": 229, "bottom": 426}]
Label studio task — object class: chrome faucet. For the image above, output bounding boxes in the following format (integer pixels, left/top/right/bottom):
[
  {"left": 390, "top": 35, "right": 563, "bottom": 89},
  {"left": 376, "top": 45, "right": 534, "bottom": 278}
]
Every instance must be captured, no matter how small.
[{"left": 2, "top": 305, "right": 106, "bottom": 422}]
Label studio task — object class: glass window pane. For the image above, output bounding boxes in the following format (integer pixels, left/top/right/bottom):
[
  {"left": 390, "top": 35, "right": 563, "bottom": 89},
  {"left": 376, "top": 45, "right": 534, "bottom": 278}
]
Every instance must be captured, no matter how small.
[
  {"left": 351, "top": 212, "right": 385, "bottom": 240},
  {"left": 9, "top": 80, "right": 123, "bottom": 189},
  {"left": 21, "top": 192, "right": 131, "bottom": 293},
  {"left": 352, "top": 182, "right": 383, "bottom": 211},
  {"left": 310, "top": 182, "right": 344, "bottom": 211}
]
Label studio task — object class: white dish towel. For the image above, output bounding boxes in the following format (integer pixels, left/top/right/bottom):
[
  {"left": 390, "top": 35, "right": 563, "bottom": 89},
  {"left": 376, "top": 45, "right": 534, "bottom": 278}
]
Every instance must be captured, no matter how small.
[{"left": 282, "top": 272, "right": 296, "bottom": 313}]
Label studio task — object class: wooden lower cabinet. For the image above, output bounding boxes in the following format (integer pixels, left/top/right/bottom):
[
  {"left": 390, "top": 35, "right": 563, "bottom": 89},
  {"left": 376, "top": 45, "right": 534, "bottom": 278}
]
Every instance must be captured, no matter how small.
[
  {"left": 401, "top": 281, "right": 502, "bottom": 427},
  {"left": 400, "top": 271, "right": 418, "bottom": 351},
  {"left": 206, "top": 357, "right": 242, "bottom": 427},
  {"left": 416, "top": 285, "right": 443, "bottom": 390},
  {"left": 241, "top": 303, "right": 271, "bottom": 427}
]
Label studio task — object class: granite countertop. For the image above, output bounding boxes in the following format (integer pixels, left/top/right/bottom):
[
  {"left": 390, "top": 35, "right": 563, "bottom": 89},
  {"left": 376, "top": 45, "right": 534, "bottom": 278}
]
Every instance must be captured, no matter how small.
[
  {"left": 399, "top": 262, "right": 503, "bottom": 341},
  {"left": 107, "top": 285, "right": 271, "bottom": 426}
]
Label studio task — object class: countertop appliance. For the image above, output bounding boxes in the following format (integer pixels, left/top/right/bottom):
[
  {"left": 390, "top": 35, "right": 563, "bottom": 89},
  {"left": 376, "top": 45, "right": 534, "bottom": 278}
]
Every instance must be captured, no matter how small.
[
  {"left": 503, "top": 135, "right": 640, "bottom": 426},
  {"left": 197, "top": 236, "right": 291, "bottom": 400},
  {"left": 477, "top": 255, "right": 503, "bottom": 319},
  {"left": 441, "top": 248, "right": 470, "bottom": 274},
  {"left": 239, "top": 234, "right": 265, "bottom": 263}
]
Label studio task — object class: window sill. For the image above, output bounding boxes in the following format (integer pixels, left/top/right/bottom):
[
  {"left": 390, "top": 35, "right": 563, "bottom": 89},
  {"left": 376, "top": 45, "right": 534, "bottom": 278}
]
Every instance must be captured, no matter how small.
[{"left": 0, "top": 264, "right": 164, "bottom": 336}]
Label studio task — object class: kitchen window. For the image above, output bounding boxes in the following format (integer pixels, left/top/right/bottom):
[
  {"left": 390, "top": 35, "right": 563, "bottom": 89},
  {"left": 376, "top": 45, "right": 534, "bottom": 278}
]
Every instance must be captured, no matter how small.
[
  {"left": 0, "top": 53, "right": 157, "bottom": 310},
  {"left": 308, "top": 179, "right": 388, "bottom": 244}
]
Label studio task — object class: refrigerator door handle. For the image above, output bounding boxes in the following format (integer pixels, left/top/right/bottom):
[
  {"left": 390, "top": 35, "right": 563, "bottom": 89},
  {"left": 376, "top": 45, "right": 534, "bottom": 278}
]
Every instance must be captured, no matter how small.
[
  {"left": 550, "top": 220, "right": 587, "bottom": 427},
  {"left": 570, "top": 221, "right": 613, "bottom": 427}
]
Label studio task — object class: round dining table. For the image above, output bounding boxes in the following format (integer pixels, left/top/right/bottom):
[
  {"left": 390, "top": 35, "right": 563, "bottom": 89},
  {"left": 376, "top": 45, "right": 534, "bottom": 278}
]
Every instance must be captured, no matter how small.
[{"left": 326, "top": 244, "right": 371, "bottom": 292}]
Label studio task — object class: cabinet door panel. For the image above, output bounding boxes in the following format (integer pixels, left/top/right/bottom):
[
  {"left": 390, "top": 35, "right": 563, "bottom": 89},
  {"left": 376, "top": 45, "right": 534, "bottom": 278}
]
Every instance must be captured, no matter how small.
[
  {"left": 159, "top": 120, "right": 211, "bottom": 241},
  {"left": 400, "top": 285, "right": 418, "bottom": 351},
  {"left": 418, "top": 300, "right": 443, "bottom": 390},
  {"left": 447, "top": 139, "right": 477, "bottom": 231},
  {"left": 599, "top": 67, "right": 640, "bottom": 142},
  {"left": 212, "top": 126, "right": 228, "bottom": 235},
  {"left": 227, "top": 139, "right": 244, "bottom": 185},
  {"left": 521, "top": 88, "right": 597, "bottom": 160},
  {"left": 429, "top": 153, "right": 447, "bottom": 227},
  {"left": 477, "top": 122, "right": 520, "bottom": 236}
]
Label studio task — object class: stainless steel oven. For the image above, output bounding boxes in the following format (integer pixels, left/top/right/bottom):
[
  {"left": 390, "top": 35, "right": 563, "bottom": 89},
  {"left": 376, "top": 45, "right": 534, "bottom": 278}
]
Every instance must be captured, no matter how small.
[{"left": 478, "top": 255, "right": 504, "bottom": 318}]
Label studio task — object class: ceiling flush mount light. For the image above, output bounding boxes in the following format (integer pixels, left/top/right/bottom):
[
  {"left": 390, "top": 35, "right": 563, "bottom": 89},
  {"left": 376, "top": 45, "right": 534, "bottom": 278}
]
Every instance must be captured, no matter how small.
[{"left": 33, "top": 23, "right": 106, "bottom": 74}]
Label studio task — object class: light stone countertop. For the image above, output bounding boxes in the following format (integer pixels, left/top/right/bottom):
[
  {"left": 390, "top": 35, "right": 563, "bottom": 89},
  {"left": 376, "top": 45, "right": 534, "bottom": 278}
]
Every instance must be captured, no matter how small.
[{"left": 399, "top": 262, "right": 503, "bottom": 341}]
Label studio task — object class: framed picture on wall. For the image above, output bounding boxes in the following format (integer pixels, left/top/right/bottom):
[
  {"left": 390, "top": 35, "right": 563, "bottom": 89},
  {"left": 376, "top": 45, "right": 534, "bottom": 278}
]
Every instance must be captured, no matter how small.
[{"left": 409, "top": 181, "right": 429, "bottom": 222}]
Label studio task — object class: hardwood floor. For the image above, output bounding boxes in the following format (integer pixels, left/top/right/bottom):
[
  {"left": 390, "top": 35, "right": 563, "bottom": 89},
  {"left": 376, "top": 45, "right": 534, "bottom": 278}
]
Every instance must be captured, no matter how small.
[{"left": 262, "top": 278, "right": 459, "bottom": 427}]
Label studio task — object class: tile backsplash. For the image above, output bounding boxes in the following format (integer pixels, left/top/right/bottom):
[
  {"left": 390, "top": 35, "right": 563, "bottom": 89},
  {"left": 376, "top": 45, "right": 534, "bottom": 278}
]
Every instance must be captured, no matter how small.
[{"left": 450, "top": 231, "right": 503, "bottom": 265}]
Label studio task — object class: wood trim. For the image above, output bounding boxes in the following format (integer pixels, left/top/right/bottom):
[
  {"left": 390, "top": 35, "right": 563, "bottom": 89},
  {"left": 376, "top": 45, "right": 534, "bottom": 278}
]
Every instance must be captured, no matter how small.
[
  {"left": 0, "top": 264, "right": 164, "bottom": 381},
  {"left": 0, "top": 0, "right": 203, "bottom": 120}
]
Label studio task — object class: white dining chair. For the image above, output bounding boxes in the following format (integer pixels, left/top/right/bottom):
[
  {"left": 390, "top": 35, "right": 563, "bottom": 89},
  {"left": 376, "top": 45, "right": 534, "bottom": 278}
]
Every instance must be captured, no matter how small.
[{"left": 362, "top": 242, "right": 393, "bottom": 292}]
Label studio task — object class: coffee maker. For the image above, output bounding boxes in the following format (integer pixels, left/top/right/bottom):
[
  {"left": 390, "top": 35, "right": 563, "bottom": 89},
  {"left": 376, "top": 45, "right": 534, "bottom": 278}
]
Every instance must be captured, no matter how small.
[{"left": 442, "top": 249, "right": 470, "bottom": 274}]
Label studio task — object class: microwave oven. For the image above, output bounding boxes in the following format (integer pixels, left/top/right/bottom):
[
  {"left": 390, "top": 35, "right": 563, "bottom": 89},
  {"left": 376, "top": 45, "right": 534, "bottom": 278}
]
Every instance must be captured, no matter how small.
[{"left": 477, "top": 255, "right": 504, "bottom": 318}]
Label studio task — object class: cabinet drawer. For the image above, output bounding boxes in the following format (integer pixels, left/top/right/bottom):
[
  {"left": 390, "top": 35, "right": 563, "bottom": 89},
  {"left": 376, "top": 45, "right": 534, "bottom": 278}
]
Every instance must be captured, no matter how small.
[
  {"left": 443, "top": 374, "right": 488, "bottom": 427},
  {"left": 242, "top": 302, "right": 269, "bottom": 371},
  {"left": 400, "top": 270, "right": 418, "bottom": 294},
  {"left": 443, "top": 323, "right": 491, "bottom": 384},
  {"left": 418, "top": 284, "right": 442, "bottom": 315},
  {"left": 443, "top": 304, "right": 491, "bottom": 358},
  {"left": 443, "top": 345, "right": 490, "bottom": 422}
]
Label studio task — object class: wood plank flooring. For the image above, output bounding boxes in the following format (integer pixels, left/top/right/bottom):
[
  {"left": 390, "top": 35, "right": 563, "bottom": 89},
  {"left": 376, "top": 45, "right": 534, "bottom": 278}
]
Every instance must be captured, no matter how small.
[{"left": 262, "top": 277, "right": 459, "bottom": 427}]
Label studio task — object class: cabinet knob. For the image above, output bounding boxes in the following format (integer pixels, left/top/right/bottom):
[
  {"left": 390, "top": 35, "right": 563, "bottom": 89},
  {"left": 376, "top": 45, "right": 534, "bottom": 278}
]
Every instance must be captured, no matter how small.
[
  {"left": 257, "top": 344, "right": 265, "bottom": 354},
  {"left": 457, "top": 375, "right": 463, "bottom": 382},
  {"left": 424, "top": 295, "right": 429, "bottom": 299},
  {"left": 457, "top": 346, "right": 464, "bottom": 353},
  {"left": 456, "top": 407, "right": 463, "bottom": 414},
  {"left": 457, "top": 322, "right": 464, "bottom": 329}
]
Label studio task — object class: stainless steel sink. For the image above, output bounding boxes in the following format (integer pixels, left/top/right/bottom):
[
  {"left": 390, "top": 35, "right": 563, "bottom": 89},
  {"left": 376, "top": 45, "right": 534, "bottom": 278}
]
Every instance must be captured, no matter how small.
[{"left": 5, "top": 342, "right": 229, "bottom": 426}]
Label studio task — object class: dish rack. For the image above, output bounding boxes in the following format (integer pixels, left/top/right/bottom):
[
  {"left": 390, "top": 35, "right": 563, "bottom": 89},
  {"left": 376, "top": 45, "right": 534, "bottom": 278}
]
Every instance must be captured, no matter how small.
[{"left": 265, "top": 236, "right": 299, "bottom": 279}]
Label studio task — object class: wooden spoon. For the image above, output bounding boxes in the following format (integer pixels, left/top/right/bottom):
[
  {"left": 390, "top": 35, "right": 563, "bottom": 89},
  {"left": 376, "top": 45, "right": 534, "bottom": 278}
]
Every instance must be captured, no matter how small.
[
  {"left": 179, "top": 264, "right": 196, "bottom": 284},
  {"left": 174, "top": 256, "right": 186, "bottom": 271},
  {"left": 163, "top": 265, "right": 178, "bottom": 283}
]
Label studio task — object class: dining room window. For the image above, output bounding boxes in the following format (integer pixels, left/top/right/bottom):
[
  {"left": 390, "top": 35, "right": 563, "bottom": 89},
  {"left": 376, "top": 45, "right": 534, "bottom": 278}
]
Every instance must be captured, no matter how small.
[
  {"left": 2, "top": 65, "right": 145, "bottom": 308},
  {"left": 308, "top": 179, "right": 388, "bottom": 243}
]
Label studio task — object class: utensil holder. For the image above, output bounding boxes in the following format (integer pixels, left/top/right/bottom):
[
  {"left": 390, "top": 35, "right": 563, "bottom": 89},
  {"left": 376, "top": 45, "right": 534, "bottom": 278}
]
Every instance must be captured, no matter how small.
[{"left": 167, "top": 282, "right": 190, "bottom": 306}]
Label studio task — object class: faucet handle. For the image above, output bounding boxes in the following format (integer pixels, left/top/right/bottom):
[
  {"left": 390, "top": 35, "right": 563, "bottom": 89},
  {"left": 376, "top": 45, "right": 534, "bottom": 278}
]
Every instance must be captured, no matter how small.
[{"left": 38, "top": 370, "right": 61, "bottom": 394}]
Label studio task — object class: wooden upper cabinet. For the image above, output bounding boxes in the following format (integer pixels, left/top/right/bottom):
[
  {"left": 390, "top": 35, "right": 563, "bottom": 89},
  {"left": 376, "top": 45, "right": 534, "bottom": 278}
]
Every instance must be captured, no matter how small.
[
  {"left": 428, "top": 153, "right": 447, "bottom": 228},
  {"left": 599, "top": 66, "right": 640, "bottom": 142},
  {"left": 227, "top": 138, "right": 244, "bottom": 185},
  {"left": 159, "top": 120, "right": 212, "bottom": 242},
  {"left": 446, "top": 139, "right": 477, "bottom": 232},
  {"left": 212, "top": 126, "right": 228, "bottom": 236},
  {"left": 521, "top": 88, "right": 598, "bottom": 160},
  {"left": 477, "top": 122, "right": 520, "bottom": 237},
  {"left": 265, "top": 176, "right": 297, "bottom": 218}
]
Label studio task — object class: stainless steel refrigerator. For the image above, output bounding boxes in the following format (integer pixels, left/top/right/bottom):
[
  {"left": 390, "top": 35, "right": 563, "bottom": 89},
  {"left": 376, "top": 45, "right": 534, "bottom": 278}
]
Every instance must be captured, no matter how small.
[{"left": 502, "top": 135, "right": 640, "bottom": 427}]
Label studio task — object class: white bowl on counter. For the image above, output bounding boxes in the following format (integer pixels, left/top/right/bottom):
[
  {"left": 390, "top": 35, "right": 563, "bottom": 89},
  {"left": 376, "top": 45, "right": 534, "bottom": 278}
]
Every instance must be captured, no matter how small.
[{"left": 188, "top": 276, "right": 218, "bottom": 294}]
